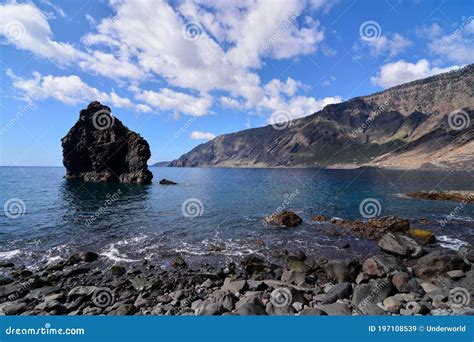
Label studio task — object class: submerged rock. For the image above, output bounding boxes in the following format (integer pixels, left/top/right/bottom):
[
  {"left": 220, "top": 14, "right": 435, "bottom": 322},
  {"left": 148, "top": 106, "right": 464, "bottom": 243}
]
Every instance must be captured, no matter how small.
[
  {"left": 335, "top": 216, "right": 410, "bottom": 240},
  {"left": 264, "top": 211, "right": 302, "bottom": 227},
  {"left": 61, "top": 101, "right": 153, "bottom": 184},
  {"left": 406, "top": 191, "right": 473, "bottom": 203}
]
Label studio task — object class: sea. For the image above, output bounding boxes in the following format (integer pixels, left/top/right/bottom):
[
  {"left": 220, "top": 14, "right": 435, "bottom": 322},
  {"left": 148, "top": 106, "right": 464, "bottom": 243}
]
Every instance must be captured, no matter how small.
[{"left": 0, "top": 166, "right": 472, "bottom": 269}]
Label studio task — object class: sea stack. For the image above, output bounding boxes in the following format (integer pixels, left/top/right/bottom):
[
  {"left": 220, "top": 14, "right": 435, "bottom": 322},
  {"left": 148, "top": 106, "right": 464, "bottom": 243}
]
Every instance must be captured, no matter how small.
[{"left": 61, "top": 101, "right": 153, "bottom": 184}]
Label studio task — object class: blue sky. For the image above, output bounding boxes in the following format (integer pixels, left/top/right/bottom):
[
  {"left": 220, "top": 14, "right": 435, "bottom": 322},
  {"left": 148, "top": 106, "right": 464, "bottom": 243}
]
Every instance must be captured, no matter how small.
[{"left": 0, "top": 0, "right": 472, "bottom": 166}]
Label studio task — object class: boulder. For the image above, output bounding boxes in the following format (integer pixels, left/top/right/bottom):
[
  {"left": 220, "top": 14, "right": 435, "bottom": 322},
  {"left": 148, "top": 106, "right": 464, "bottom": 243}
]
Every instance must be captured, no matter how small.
[
  {"left": 61, "top": 101, "right": 153, "bottom": 184},
  {"left": 378, "top": 233, "right": 423, "bottom": 257},
  {"left": 335, "top": 216, "right": 410, "bottom": 240},
  {"left": 324, "top": 259, "right": 360, "bottom": 283},
  {"left": 413, "top": 250, "right": 468, "bottom": 280},
  {"left": 323, "top": 282, "right": 353, "bottom": 303},
  {"left": 407, "top": 229, "right": 436, "bottom": 245},
  {"left": 67, "top": 251, "right": 99, "bottom": 265},
  {"left": 241, "top": 255, "right": 266, "bottom": 275},
  {"left": 362, "top": 255, "right": 404, "bottom": 277},
  {"left": 391, "top": 272, "right": 421, "bottom": 293},
  {"left": 314, "top": 302, "right": 351, "bottom": 316},
  {"left": 264, "top": 211, "right": 302, "bottom": 227},
  {"left": 352, "top": 278, "right": 395, "bottom": 307}
]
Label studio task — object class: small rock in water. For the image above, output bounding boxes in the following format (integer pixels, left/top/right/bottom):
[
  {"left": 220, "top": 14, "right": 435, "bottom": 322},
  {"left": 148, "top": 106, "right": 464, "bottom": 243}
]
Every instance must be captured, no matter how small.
[
  {"left": 67, "top": 251, "right": 99, "bottom": 265},
  {"left": 264, "top": 211, "right": 302, "bottom": 227},
  {"left": 159, "top": 179, "right": 177, "bottom": 185},
  {"left": 313, "top": 215, "right": 328, "bottom": 222}
]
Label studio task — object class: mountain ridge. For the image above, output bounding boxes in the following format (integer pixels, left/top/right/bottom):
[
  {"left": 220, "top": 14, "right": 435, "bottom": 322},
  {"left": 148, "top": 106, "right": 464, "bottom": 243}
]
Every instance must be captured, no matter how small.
[{"left": 170, "top": 65, "right": 474, "bottom": 170}]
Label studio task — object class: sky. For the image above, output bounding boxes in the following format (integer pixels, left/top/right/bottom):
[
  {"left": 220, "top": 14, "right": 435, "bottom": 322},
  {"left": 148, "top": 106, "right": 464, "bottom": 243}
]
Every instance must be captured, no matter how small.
[{"left": 0, "top": 0, "right": 473, "bottom": 166}]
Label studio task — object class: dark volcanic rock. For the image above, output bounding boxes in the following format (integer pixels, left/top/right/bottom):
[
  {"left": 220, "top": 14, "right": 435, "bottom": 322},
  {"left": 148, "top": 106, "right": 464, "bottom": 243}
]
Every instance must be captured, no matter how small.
[
  {"left": 335, "top": 216, "right": 410, "bottom": 240},
  {"left": 61, "top": 101, "right": 153, "bottom": 184},
  {"left": 159, "top": 179, "right": 177, "bottom": 185},
  {"left": 264, "top": 211, "right": 302, "bottom": 227}
]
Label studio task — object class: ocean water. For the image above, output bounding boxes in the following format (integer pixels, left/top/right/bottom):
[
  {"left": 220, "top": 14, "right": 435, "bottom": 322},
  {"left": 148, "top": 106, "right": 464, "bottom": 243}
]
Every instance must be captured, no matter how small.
[{"left": 0, "top": 166, "right": 473, "bottom": 269}]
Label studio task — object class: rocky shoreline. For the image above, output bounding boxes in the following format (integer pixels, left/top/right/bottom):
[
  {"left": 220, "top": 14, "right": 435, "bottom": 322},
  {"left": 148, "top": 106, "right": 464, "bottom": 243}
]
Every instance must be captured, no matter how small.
[{"left": 0, "top": 215, "right": 472, "bottom": 316}]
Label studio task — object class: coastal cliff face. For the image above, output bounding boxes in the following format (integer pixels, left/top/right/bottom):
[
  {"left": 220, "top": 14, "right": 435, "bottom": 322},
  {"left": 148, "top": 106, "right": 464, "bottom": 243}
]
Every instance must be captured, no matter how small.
[
  {"left": 171, "top": 65, "right": 474, "bottom": 170},
  {"left": 61, "top": 101, "right": 153, "bottom": 184}
]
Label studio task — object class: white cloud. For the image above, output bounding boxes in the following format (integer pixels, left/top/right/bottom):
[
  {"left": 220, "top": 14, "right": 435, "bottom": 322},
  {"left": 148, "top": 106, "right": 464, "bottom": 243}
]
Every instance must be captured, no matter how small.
[
  {"left": 360, "top": 33, "right": 412, "bottom": 58},
  {"left": 258, "top": 77, "right": 342, "bottom": 122},
  {"left": 6, "top": 69, "right": 142, "bottom": 110},
  {"left": 0, "top": 2, "right": 83, "bottom": 64},
  {"left": 190, "top": 131, "right": 216, "bottom": 140},
  {"left": 220, "top": 96, "right": 241, "bottom": 109},
  {"left": 2, "top": 0, "right": 338, "bottom": 121},
  {"left": 134, "top": 88, "right": 212, "bottom": 116},
  {"left": 371, "top": 59, "right": 461, "bottom": 88},
  {"left": 428, "top": 19, "right": 474, "bottom": 64}
]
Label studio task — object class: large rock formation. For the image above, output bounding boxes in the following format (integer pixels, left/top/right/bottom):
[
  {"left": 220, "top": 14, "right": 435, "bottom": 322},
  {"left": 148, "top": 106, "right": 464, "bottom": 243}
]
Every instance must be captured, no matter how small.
[
  {"left": 170, "top": 64, "right": 474, "bottom": 169},
  {"left": 61, "top": 101, "right": 153, "bottom": 184}
]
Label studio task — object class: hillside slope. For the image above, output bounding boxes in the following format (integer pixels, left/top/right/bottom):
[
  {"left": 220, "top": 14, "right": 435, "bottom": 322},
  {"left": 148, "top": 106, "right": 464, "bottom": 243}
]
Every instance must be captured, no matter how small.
[{"left": 171, "top": 65, "right": 474, "bottom": 170}]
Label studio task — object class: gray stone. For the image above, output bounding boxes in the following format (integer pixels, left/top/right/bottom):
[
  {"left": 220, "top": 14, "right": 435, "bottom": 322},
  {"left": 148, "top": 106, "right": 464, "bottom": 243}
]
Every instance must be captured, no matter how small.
[
  {"left": 299, "top": 308, "right": 327, "bottom": 316},
  {"left": 323, "top": 282, "right": 352, "bottom": 303},
  {"left": 358, "top": 302, "right": 386, "bottom": 315},
  {"left": 362, "top": 255, "right": 404, "bottom": 277},
  {"left": 196, "top": 303, "right": 225, "bottom": 315},
  {"left": 324, "top": 259, "right": 360, "bottom": 283},
  {"left": 222, "top": 279, "right": 247, "bottom": 293},
  {"left": 352, "top": 278, "right": 395, "bottom": 307},
  {"left": 315, "top": 303, "right": 351, "bottom": 316},
  {"left": 281, "top": 270, "right": 306, "bottom": 286},
  {"left": 391, "top": 272, "right": 421, "bottom": 293},
  {"left": 383, "top": 296, "right": 401, "bottom": 313},
  {"left": 378, "top": 233, "right": 423, "bottom": 257}
]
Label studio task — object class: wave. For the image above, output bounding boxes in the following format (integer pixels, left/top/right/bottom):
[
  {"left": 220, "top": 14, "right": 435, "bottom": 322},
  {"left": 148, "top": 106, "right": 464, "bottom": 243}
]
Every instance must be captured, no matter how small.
[{"left": 437, "top": 235, "right": 470, "bottom": 251}]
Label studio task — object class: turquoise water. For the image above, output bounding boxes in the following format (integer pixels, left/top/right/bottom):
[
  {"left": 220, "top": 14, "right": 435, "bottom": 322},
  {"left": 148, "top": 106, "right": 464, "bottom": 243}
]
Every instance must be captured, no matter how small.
[{"left": 0, "top": 167, "right": 472, "bottom": 268}]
